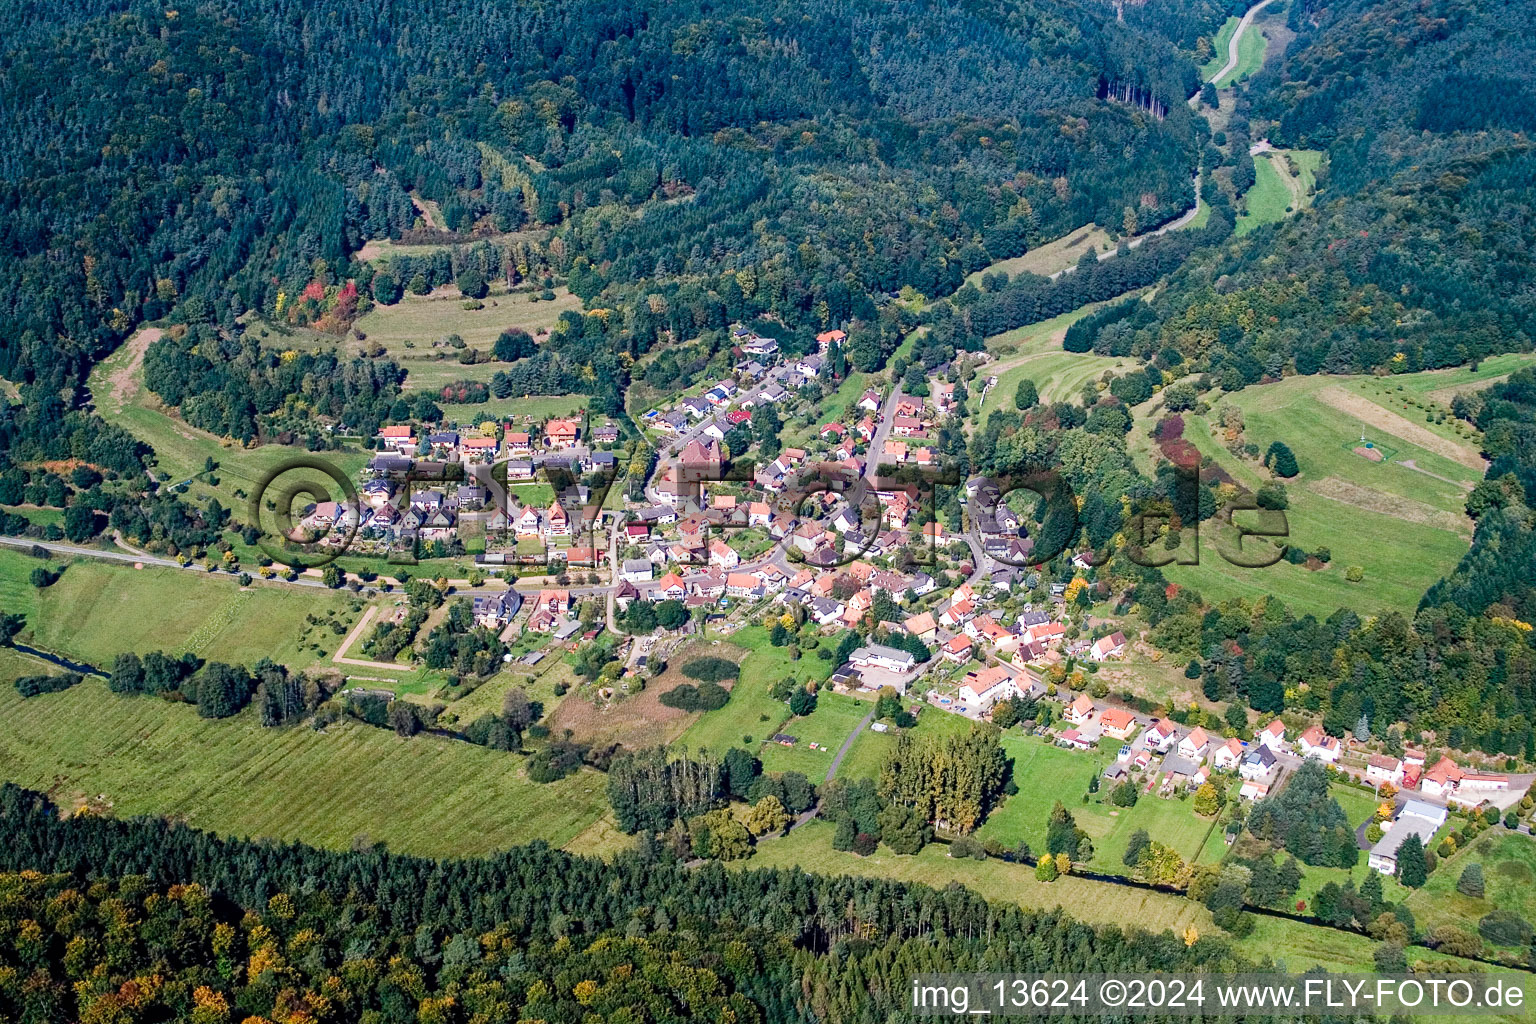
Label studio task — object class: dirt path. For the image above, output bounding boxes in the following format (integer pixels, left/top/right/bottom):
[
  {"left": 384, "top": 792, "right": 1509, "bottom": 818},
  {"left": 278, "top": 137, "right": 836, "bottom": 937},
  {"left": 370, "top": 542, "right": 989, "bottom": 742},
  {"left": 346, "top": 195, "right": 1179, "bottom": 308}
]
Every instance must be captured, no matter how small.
[
  {"left": 103, "top": 327, "right": 162, "bottom": 412},
  {"left": 1316, "top": 385, "right": 1487, "bottom": 472},
  {"left": 331, "top": 605, "right": 414, "bottom": 672},
  {"left": 1397, "top": 459, "right": 1474, "bottom": 491}
]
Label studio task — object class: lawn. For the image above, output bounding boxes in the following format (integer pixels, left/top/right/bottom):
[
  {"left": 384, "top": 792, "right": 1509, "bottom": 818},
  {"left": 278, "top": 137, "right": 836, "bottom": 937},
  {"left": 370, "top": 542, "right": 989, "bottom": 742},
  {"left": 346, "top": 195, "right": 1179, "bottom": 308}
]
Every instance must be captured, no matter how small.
[
  {"left": 440, "top": 393, "right": 587, "bottom": 425},
  {"left": 968, "top": 303, "right": 1138, "bottom": 425},
  {"left": 88, "top": 332, "right": 372, "bottom": 516},
  {"left": 0, "top": 548, "right": 364, "bottom": 670},
  {"left": 672, "top": 639, "right": 791, "bottom": 756},
  {"left": 1235, "top": 154, "right": 1289, "bottom": 236},
  {"left": 1213, "top": 10, "right": 1268, "bottom": 87},
  {"left": 351, "top": 284, "right": 583, "bottom": 389},
  {"left": 1149, "top": 372, "right": 1490, "bottom": 617},
  {"left": 835, "top": 706, "right": 974, "bottom": 782},
  {"left": 964, "top": 225, "right": 1114, "bottom": 287},
  {"left": 758, "top": 691, "right": 872, "bottom": 779},
  {"left": 1404, "top": 830, "right": 1536, "bottom": 941},
  {"left": 746, "top": 819, "right": 1215, "bottom": 936},
  {"left": 977, "top": 734, "right": 1109, "bottom": 852},
  {"left": 0, "top": 674, "right": 608, "bottom": 856},
  {"left": 977, "top": 733, "right": 1221, "bottom": 872},
  {"left": 1200, "top": 16, "right": 1240, "bottom": 81}
]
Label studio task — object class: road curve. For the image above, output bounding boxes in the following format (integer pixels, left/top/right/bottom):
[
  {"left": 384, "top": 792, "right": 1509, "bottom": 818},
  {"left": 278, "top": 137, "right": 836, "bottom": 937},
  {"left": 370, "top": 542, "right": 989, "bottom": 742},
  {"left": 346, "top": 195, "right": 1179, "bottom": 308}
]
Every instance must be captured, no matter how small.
[{"left": 1207, "top": 0, "right": 1276, "bottom": 88}]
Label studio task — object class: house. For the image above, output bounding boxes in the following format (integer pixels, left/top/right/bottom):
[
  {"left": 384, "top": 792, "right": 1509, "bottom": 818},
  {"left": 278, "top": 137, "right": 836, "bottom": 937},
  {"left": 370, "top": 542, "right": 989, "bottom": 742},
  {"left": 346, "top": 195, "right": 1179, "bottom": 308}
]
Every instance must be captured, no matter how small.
[
  {"left": 811, "top": 597, "right": 846, "bottom": 625},
  {"left": 1060, "top": 728, "right": 1100, "bottom": 751},
  {"left": 1240, "top": 745, "right": 1277, "bottom": 780},
  {"left": 795, "top": 355, "right": 824, "bottom": 379},
  {"left": 689, "top": 570, "right": 727, "bottom": 598},
  {"left": 1239, "top": 779, "right": 1270, "bottom": 801},
  {"left": 958, "top": 665, "right": 1018, "bottom": 712},
  {"left": 1297, "top": 725, "right": 1341, "bottom": 763},
  {"left": 942, "top": 633, "right": 974, "bottom": 663},
  {"left": 544, "top": 501, "right": 570, "bottom": 537},
  {"left": 543, "top": 419, "right": 580, "bottom": 448},
  {"left": 377, "top": 424, "right": 415, "bottom": 450},
  {"left": 534, "top": 589, "right": 571, "bottom": 617},
  {"left": 473, "top": 590, "right": 523, "bottom": 629},
  {"left": 1366, "top": 754, "right": 1404, "bottom": 787},
  {"left": 593, "top": 422, "right": 620, "bottom": 444},
  {"left": 727, "top": 573, "right": 766, "bottom": 600},
  {"left": 621, "top": 559, "right": 655, "bottom": 584},
  {"left": 505, "top": 432, "right": 532, "bottom": 454},
  {"left": 938, "top": 597, "right": 975, "bottom": 629},
  {"left": 881, "top": 440, "right": 908, "bottom": 463},
  {"left": 653, "top": 573, "right": 687, "bottom": 601},
  {"left": 891, "top": 415, "right": 924, "bottom": 438},
  {"left": 858, "top": 389, "right": 883, "bottom": 413},
  {"left": 1090, "top": 631, "right": 1127, "bottom": 662},
  {"left": 680, "top": 396, "right": 711, "bottom": 420},
  {"left": 1369, "top": 801, "right": 1448, "bottom": 874},
  {"left": 427, "top": 431, "right": 460, "bottom": 456},
  {"left": 1025, "top": 620, "right": 1066, "bottom": 646},
  {"left": 1420, "top": 756, "right": 1509, "bottom": 801},
  {"left": 708, "top": 540, "right": 739, "bottom": 569},
  {"left": 1258, "top": 719, "right": 1287, "bottom": 751},
  {"left": 1213, "top": 737, "right": 1245, "bottom": 772},
  {"left": 461, "top": 436, "right": 498, "bottom": 461},
  {"left": 747, "top": 501, "right": 772, "bottom": 527},
  {"left": 1177, "top": 727, "right": 1209, "bottom": 761},
  {"left": 849, "top": 644, "right": 916, "bottom": 674},
  {"left": 1064, "top": 694, "right": 1096, "bottom": 725},
  {"left": 903, "top": 611, "right": 938, "bottom": 642},
  {"left": 1100, "top": 707, "right": 1137, "bottom": 740},
  {"left": 816, "top": 329, "right": 847, "bottom": 350}
]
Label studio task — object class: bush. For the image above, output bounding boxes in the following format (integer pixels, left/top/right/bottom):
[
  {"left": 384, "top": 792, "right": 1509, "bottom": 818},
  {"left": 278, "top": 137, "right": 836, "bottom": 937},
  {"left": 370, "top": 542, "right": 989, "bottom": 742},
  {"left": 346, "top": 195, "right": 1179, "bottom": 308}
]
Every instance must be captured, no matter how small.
[
  {"left": 681, "top": 657, "right": 739, "bottom": 683},
  {"left": 1477, "top": 909, "right": 1533, "bottom": 947},
  {"left": 14, "top": 672, "right": 84, "bottom": 697},
  {"left": 658, "top": 681, "right": 730, "bottom": 712},
  {"left": 851, "top": 832, "right": 879, "bottom": 856},
  {"left": 1345, "top": 565, "right": 1365, "bottom": 583}
]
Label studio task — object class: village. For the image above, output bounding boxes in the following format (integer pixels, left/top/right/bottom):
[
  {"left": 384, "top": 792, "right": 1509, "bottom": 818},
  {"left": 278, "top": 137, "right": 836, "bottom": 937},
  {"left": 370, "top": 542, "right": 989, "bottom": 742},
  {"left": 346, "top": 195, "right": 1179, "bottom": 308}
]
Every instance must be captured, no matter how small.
[{"left": 285, "top": 319, "right": 1530, "bottom": 879}]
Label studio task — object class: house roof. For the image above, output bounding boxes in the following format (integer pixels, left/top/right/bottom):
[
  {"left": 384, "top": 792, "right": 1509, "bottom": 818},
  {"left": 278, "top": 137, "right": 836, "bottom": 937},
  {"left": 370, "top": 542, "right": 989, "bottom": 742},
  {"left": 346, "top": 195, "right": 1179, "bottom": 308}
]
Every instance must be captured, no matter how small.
[
  {"left": 904, "top": 611, "right": 936, "bottom": 635},
  {"left": 1184, "top": 727, "right": 1209, "bottom": 748},
  {"left": 1069, "top": 694, "right": 1095, "bottom": 716},
  {"left": 1100, "top": 707, "right": 1135, "bottom": 731}
]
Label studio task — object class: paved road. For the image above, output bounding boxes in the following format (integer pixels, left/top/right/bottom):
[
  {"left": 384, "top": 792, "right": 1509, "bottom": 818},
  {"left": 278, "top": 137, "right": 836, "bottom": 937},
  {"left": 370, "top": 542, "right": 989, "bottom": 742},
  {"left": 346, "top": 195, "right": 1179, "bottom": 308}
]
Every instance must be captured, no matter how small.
[{"left": 1207, "top": 0, "right": 1276, "bottom": 87}]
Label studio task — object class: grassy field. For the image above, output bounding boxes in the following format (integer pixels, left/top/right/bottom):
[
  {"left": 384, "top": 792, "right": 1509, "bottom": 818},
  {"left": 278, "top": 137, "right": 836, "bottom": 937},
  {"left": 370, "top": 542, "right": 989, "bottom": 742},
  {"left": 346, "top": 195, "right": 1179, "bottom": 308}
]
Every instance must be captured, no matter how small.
[
  {"left": 672, "top": 636, "right": 794, "bottom": 755},
  {"left": 1212, "top": 10, "right": 1268, "bottom": 87},
  {"left": 969, "top": 304, "right": 1137, "bottom": 424},
  {"left": 1200, "top": 16, "right": 1240, "bottom": 81},
  {"left": 964, "top": 226, "right": 1113, "bottom": 286},
  {"left": 1235, "top": 155, "right": 1289, "bottom": 236},
  {"left": 87, "top": 335, "right": 371, "bottom": 515},
  {"left": 746, "top": 819, "right": 1215, "bottom": 934},
  {"left": 0, "top": 671, "right": 607, "bottom": 856},
  {"left": 758, "top": 692, "right": 871, "bottom": 778},
  {"left": 351, "top": 284, "right": 582, "bottom": 390},
  {"left": 1398, "top": 352, "right": 1536, "bottom": 405},
  {"left": 1140, "top": 371, "right": 1494, "bottom": 617},
  {"left": 0, "top": 548, "right": 363, "bottom": 669},
  {"left": 977, "top": 734, "right": 1217, "bottom": 872},
  {"left": 442, "top": 393, "right": 587, "bottom": 425},
  {"left": 1236, "top": 150, "right": 1321, "bottom": 237},
  {"left": 835, "top": 706, "right": 974, "bottom": 782},
  {"left": 1404, "top": 830, "right": 1536, "bottom": 940}
]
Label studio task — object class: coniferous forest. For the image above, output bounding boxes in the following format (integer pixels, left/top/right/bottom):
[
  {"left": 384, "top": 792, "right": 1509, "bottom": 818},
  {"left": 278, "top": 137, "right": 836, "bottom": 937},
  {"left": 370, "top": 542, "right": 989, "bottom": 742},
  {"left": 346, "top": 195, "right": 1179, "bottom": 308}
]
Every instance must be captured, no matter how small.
[{"left": 0, "top": 784, "right": 1270, "bottom": 1024}]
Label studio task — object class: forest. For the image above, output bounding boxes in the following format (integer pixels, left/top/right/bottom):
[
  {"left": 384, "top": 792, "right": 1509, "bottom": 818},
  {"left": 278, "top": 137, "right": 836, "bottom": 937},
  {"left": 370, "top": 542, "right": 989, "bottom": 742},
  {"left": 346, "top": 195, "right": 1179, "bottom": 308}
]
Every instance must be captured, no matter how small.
[{"left": 0, "top": 783, "right": 1279, "bottom": 1024}]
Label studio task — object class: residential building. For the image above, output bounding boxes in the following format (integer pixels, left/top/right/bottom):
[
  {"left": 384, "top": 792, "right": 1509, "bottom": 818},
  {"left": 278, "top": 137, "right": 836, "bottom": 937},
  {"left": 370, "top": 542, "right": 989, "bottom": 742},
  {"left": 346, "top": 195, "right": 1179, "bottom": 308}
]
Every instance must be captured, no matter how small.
[
  {"left": 1369, "top": 801, "right": 1448, "bottom": 874},
  {"left": 849, "top": 644, "right": 916, "bottom": 674}
]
